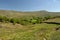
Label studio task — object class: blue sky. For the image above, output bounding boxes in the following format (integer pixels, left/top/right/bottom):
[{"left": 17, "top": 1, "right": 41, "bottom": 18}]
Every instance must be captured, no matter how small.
[{"left": 0, "top": 0, "right": 60, "bottom": 12}]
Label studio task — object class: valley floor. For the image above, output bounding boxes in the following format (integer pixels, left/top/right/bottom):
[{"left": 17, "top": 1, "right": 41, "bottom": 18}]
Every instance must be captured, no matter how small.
[{"left": 0, "top": 18, "right": 60, "bottom": 40}]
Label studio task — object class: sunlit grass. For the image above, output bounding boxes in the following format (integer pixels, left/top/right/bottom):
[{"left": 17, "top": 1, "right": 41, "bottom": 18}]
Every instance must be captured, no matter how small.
[{"left": 0, "top": 22, "right": 59, "bottom": 40}]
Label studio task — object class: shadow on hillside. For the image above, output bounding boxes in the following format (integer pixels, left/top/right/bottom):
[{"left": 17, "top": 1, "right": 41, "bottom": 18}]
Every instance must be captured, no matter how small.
[{"left": 44, "top": 22, "right": 60, "bottom": 25}]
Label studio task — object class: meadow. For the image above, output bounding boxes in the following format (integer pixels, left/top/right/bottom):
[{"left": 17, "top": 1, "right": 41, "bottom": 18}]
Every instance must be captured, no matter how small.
[{"left": 0, "top": 10, "right": 60, "bottom": 40}]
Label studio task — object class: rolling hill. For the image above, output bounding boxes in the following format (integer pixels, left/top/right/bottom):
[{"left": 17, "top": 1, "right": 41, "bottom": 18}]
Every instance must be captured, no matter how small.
[
  {"left": 0, "top": 10, "right": 60, "bottom": 18},
  {"left": 0, "top": 10, "right": 60, "bottom": 40}
]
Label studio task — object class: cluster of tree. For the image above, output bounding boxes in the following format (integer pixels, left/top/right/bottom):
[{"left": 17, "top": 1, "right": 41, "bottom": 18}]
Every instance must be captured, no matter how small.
[{"left": 0, "top": 15, "right": 56, "bottom": 25}]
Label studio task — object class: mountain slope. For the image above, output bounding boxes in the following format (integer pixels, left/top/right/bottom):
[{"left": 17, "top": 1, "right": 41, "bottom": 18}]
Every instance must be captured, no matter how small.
[{"left": 0, "top": 10, "right": 60, "bottom": 17}]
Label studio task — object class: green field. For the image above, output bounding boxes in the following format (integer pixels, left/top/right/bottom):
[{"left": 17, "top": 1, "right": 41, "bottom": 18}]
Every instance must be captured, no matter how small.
[
  {"left": 0, "top": 10, "right": 60, "bottom": 40},
  {"left": 0, "top": 22, "right": 59, "bottom": 40}
]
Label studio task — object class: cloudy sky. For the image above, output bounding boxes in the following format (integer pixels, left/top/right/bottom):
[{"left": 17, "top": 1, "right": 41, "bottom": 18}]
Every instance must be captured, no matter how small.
[{"left": 0, "top": 0, "right": 60, "bottom": 12}]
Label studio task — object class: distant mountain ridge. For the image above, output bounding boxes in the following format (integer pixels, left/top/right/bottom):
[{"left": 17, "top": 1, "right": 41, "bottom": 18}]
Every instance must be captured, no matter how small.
[{"left": 0, "top": 10, "right": 60, "bottom": 17}]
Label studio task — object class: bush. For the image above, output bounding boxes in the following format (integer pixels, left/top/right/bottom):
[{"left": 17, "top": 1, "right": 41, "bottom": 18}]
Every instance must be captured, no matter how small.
[
  {"left": 30, "top": 19, "right": 37, "bottom": 24},
  {"left": 10, "top": 18, "right": 17, "bottom": 25},
  {"left": 36, "top": 17, "right": 43, "bottom": 23},
  {"left": 0, "top": 15, "right": 56, "bottom": 25},
  {"left": 0, "top": 16, "right": 8, "bottom": 22}
]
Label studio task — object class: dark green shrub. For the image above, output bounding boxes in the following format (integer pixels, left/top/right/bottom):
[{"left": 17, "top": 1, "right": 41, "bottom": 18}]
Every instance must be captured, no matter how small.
[
  {"left": 36, "top": 17, "right": 43, "bottom": 23},
  {"left": 0, "top": 16, "right": 8, "bottom": 22},
  {"left": 0, "top": 15, "right": 56, "bottom": 25},
  {"left": 10, "top": 18, "right": 17, "bottom": 25}
]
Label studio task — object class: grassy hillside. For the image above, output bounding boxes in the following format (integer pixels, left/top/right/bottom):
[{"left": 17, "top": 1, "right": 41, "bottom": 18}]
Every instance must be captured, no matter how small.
[
  {"left": 0, "top": 21, "right": 60, "bottom": 40},
  {"left": 0, "top": 10, "right": 60, "bottom": 17},
  {"left": 0, "top": 10, "right": 60, "bottom": 40}
]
